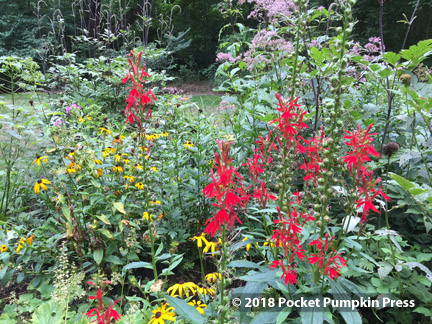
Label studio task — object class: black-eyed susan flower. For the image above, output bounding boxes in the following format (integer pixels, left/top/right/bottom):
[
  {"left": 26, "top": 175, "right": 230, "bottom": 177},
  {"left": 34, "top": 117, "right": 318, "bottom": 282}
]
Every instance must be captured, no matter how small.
[
  {"left": 133, "top": 163, "right": 143, "bottom": 170},
  {"left": 197, "top": 285, "right": 216, "bottom": 296},
  {"left": 0, "top": 245, "right": 8, "bottom": 253},
  {"left": 94, "top": 159, "right": 102, "bottom": 165},
  {"left": 135, "top": 182, "right": 144, "bottom": 190},
  {"left": 102, "top": 147, "right": 116, "bottom": 158},
  {"left": 67, "top": 162, "right": 81, "bottom": 174},
  {"left": 114, "top": 153, "right": 122, "bottom": 162},
  {"left": 112, "top": 135, "right": 125, "bottom": 144},
  {"left": 143, "top": 212, "right": 154, "bottom": 221},
  {"left": 187, "top": 300, "right": 207, "bottom": 315},
  {"left": 203, "top": 239, "right": 221, "bottom": 254},
  {"left": 184, "top": 141, "right": 194, "bottom": 149},
  {"left": 167, "top": 282, "right": 197, "bottom": 298},
  {"left": 32, "top": 155, "right": 48, "bottom": 166},
  {"left": 149, "top": 304, "right": 176, "bottom": 324},
  {"left": 96, "top": 169, "right": 103, "bottom": 178},
  {"left": 205, "top": 272, "right": 222, "bottom": 284},
  {"left": 190, "top": 233, "right": 208, "bottom": 248},
  {"left": 99, "top": 127, "right": 111, "bottom": 135},
  {"left": 123, "top": 175, "right": 136, "bottom": 183},
  {"left": 112, "top": 165, "right": 123, "bottom": 173},
  {"left": 160, "top": 131, "right": 169, "bottom": 137},
  {"left": 34, "top": 179, "right": 51, "bottom": 194},
  {"left": 150, "top": 200, "right": 161, "bottom": 205},
  {"left": 151, "top": 166, "right": 158, "bottom": 172}
]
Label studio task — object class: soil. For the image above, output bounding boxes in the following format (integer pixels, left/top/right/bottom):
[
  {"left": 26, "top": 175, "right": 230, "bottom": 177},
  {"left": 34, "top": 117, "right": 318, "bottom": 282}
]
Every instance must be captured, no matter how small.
[{"left": 166, "top": 81, "right": 224, "bottom": 97}]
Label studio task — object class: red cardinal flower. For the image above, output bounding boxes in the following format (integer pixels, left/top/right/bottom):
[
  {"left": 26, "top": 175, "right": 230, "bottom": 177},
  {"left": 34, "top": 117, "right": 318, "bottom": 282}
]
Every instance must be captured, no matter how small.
[
  {"left": 203, "top": 140, "right": 248, "bottom": 237},
  {"left": 85, "top": 288, "right": 122, "bottom": 323}
]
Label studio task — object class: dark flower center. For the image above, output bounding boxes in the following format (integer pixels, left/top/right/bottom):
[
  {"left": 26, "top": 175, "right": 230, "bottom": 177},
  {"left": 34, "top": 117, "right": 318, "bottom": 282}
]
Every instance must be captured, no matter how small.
[
  {"left": 37, "top": 180, "right": 42, "bottom": 184},
  {"left": 155, "top": 312, "right": 162, "bottom": 318}
]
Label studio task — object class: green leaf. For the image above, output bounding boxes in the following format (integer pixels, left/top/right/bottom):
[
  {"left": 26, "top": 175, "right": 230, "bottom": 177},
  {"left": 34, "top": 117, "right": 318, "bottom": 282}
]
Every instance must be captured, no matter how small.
[
  {"left": 300, "top": 297, "right": 325, "bottom": 324},
  {"left": 104, "top": 255, "right": 124, "bottom": 265},
  {"left": 96, "top": 214, "right": 111, "bottom": 225},
  {"left": 97, "top": 228, "right": 114, "bottom": 239},
  {"left": 93, "top": 249, "right": 103, "bottom": 265},
  {"left": 113, "top": 202, "right": 126, "bottom": 214},
  {"left": 250, "top": 312, "right": 280, "bottom": 324},
  {"left": 382, "top": 52, "right": 401, "bottom": 66},
  {"left": 389, "top": 173, "right": 415, "bottom": 191},
  {"left": 227, "top": 260, "right": 261, "bottom": 269},
  {"left": 31, "top": 301, "right": 63, "bottom": 324},
  {"left": 122, "top": 261, "right": 153, "bottom": 275},
  {"left": 165, "top": 296, "right": 205, "bottom": 324},
  {"left": 330, "top": 281, "right": 362, "bottom": 324},
  {"left": 276, "top": 307, "right": 292, "bottom": 324}
]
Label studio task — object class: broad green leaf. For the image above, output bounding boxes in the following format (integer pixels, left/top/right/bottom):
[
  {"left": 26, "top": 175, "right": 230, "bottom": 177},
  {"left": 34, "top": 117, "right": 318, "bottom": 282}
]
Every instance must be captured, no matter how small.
[
  {"left": 330, "top": 281, "right": 362, "bottom": 324},
  {"left": 93, "top": 249, "right": 103, "bottom": 265},
  {"left": 382, "top": 52, "right": 400, "bottom": 66},
  {"left": 122, "top": 261, "right": 153, "bottom": 275},
  {"left": 227, "top": 260, "right": 261, "bottom": 269},
  {"left": 250, "top": 312, "right": 280, "bottom": 324},
  {"left": 31, "top": 302, "right": 63, "bottom": 324},
  {"left": 389, "top": 173, "right": 415, "bottom": 191},
  {"left": 97, "top": 228, "right": 114, "bottom": 239},
  {"left": 113, "top": 202, "right": 126, "bottom": 214},
  {"left": 165, "top": 296, "right": 205, "bottom": 324},
  {"left": 104, "top": 255, "right": 124, "bottom": 265},
  {"left": 300, "top": 297, "right": 325, "bottom": 324},
  {"left": 96, "top": 214, "right": 111, "bottom": 225},
  {"left": 276, "top": 307, "right": 292, "bottom": 324}
]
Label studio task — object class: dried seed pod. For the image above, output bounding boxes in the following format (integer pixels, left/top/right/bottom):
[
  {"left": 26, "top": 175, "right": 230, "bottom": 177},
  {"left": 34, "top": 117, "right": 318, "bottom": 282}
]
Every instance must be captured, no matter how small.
[{"left": 382, "top": 142, "right": 399, "bottom": 157}]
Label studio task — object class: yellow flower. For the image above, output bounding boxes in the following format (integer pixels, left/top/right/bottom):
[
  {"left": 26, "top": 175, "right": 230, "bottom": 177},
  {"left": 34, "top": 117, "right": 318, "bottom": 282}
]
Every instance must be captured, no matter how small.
[
  {"left": 67, "top": 162, "right": 81, "bottom": 174},
  {"left": 203, "top": 239, "right": 221, "bottom": 254},
  {"left": 197, "top": 285, "right": 216, "bottom": 296},
  {"left": 151, "top": 166, "right": 158, "bottom": 172},
  {"left": 114, "top": 153, "right": 122, "bottom": 162},
  {"left": 96, "top": 169, "right": 103, "bottom": 178},
  {"left": 86, "top": 115, "right": 92, "bottom": 120},
  {"left": 184, "top": 141, "right": 194, "bottom": 149},
  {"left": 167, "top": 282, "right": 197, "bottom": 298},
  {"left": 187, "top": 300, "right": 207, "bottom": 315},
  {"left": 190, "top": 233, "right": 208, "bottom": 248},
  {"left": 135, "top": 182, "right": 144, "bottom": 190},
  {"left": 78, "top": 117, "right": 85, "bottom": 123},
  {"left": 94, "top": 159, "right": 102, "bottom": 165},
  {"left": 160, "top": 131, "right": 169, "bottom": 137},
  {"left": 16, "top": 244, "right": 24, "bottom": 253},
  {"left": 150, "top": 200, "right": 161, "bottom": 205},
  {"left": 112, "top": 135, "right": 125, "bottom": 144},
  {"left": 143, "top": 212, "right": 154, "bottom": 221},
  {"left": 149, "top": 304, "right": 176, "bottom": 324},
  {"left": 263, "top": 239, "right": 276, "bottom": 248},
  {"left": 133, "top": 163, "right": 143, "bottom": 170},
  {"left": 0, "top": 245, "right": 8, "bottom": 253},
  {"left": 205, "top": 272, "right": 222, "bottom": 284},
  {"left": 32, "top": 155, "right": 48, "bottom": 166},
  {"left": 99, "top": 127, "right": 111, "bottom": 135},
  {"left": 122, "top": 158, "right": 130, "bottom": 164},
  {"left": 112, "top": 165, "right": 123, "bottom": 173},
  {"left": 242, "top": 237, "right": 251, "bottom": 252},
  {"left": 26, "top": 235, "right": 34, "bottom": 245},
  {"left": 123, "top": 176, "right": 136, "bottom": 183},
  {"left": 102, "top": 147, "right": 116, "bottom": 158},
  {"left": 34, "top": 179, "right": 51, "bottom": 194}
]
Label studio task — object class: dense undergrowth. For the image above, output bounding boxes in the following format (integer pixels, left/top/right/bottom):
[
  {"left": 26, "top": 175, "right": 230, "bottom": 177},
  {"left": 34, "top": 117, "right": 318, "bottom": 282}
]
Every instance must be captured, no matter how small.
[{"left": 1, "top": 0, "right": 432, "bottom": 323}]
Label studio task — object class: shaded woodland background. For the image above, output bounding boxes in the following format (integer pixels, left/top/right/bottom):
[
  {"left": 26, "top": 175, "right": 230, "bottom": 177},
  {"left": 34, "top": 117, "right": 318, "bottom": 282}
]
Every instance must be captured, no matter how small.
[{"left": 1, "top": 0, "right": 430, "bottom": 76}]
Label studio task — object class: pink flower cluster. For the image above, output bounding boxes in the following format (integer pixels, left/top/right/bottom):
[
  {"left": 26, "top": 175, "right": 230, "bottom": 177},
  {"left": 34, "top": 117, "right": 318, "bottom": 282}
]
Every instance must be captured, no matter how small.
[{"left": 240, "top": 0, "right": 297, "bottom": 22}]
